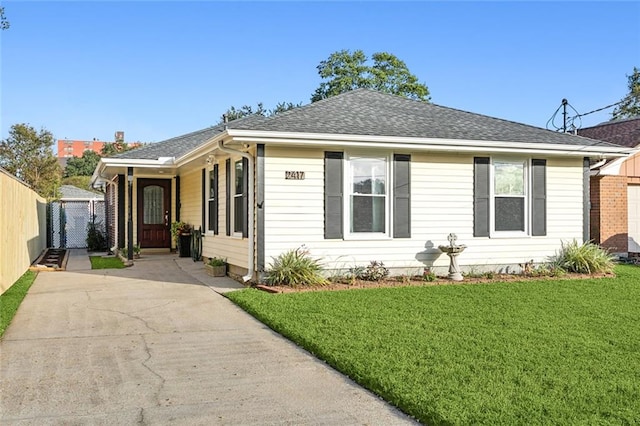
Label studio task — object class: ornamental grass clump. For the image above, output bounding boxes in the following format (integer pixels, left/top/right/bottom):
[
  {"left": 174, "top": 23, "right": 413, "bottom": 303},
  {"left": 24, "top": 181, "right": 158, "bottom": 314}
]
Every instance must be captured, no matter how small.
[
  {"left": 264, "top": 246, "right": 328, "bottom": 287},
  {"left": 551, "top": 240, "right": 616, "bottom": 274}
]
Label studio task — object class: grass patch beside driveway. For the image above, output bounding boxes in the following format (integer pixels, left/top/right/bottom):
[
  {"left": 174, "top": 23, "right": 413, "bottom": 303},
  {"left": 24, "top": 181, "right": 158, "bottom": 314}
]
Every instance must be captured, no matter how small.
[
  {"left": 89, "top": 256, "right": 125, "bottom": 269},
  {"left": 0, "top": 270, "right": 37, "bottom": 338},
  {"left": 227, "top": 265, "right": 640, "bottom": 424}
]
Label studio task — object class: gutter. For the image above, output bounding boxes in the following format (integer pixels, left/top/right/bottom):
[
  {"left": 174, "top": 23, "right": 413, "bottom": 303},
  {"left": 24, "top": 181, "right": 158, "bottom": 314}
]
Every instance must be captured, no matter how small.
[
  {"left": 225, "top": 130, "right": 631, "bottom": 158},
  {"left": 214, "top": 140, "right": 254, "bottom": 283}
]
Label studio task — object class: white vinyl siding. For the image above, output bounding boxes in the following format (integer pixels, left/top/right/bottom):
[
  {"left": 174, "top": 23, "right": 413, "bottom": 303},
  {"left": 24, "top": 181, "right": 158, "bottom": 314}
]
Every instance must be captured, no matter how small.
[
  {"left": 263, "top": 147, "right": 584, "bottom": 274},
  {"left": 178, "top": 169, "right": 202, "bottom": 230},
  {"left": 200, "top": 156, "right": 249, "bottom": 269}
]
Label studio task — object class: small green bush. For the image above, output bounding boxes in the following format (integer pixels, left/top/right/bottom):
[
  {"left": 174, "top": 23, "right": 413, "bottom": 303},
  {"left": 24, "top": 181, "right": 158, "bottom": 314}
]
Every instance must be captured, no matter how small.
[
  {"left": 207, "top": 256, "right": 227, "bottom": 267},
  {"left": 551, "top": 240, "right": 616, "bottom": 274},
  {"left": 348, "top": 261, "right": 390, "bottom": 281},
  {"left": 422, "top": 268, "right": 437, "bottom": 282},
  {"left": 86, "top": 221, "right": 107, "bottom": 251},
  {"left": 264, "top": 247, "right": 328, "bottom": 286}
]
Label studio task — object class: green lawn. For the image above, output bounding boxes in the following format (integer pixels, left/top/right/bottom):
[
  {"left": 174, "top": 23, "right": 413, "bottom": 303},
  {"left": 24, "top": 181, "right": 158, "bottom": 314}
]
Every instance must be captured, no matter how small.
[
  {"left": 89, "top": 256, "right": 125, "bottom": 269},
  {"left": 227, "top": 265, "right": 640, "bottom": 425},
  {"left": 1, "top": 270, "right": 37, "bottom": 338}
]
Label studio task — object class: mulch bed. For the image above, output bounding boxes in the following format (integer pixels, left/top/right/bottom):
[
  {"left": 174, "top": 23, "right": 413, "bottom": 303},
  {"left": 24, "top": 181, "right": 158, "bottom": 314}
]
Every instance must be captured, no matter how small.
[{"left": 255, "top": 272, "right": 615, "bottom": 294}]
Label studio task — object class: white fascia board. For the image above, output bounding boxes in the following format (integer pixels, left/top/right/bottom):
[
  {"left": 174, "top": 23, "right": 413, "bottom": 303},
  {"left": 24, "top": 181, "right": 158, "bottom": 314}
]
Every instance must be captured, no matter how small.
[
  {"left": 599, "top": 148, "right": 640, "bottom": 175},
  {"left": 100, "top": 158, "right": 177, "bottom": 167},
  {"left": 90, "top": 157, "right": 178, "bottom": 185},
  {"left": 224, "top": 130, "right": 631, "bottom": 158},
  {"left": 598, "top": 157, "right": 625, "bottom": 175}
]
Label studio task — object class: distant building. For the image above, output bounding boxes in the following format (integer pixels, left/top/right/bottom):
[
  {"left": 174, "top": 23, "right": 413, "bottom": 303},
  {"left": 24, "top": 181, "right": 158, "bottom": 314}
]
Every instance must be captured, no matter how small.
[
  {"left": 57, "top": 131, "right": 141, "bottom": 168},
  {"left": 57, "top": 138, "right": 107, "bottom": 159}
]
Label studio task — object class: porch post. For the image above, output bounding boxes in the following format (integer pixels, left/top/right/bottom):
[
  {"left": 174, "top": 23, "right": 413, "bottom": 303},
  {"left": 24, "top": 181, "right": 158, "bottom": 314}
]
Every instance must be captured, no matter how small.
[{"left": 127, "top": 167, "right": 134, "bottom": 261}]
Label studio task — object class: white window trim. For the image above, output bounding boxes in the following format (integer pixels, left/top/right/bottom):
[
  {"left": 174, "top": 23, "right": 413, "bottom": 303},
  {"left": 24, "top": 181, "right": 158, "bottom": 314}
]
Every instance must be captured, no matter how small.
[
  {"left": 343, "top": 151, "right": 392, "bottom": 241},
  {"left": 232, "top": 159, "right": 244, "bottom": 238},
  {"left": 489, "top": 157, "right": 531, "bottom": 238}
]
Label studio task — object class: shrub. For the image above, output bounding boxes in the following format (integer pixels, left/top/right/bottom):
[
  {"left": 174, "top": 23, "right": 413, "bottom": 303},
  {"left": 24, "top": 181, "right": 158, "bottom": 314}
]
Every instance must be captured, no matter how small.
[
  {"left": 551, "top": 240, "right": 616, "bottom": 274},
  {"left": 348, "top": 261, "right": 390, "bottom": 281},
  {"left": 207, "top": 257, "right": 227, "bottom": 267},
  {"left": 264, "top": 247, "right": 328, "bottom": 287},
  {"left": 86, "top": 221, "right": 107, "bottom": 251},
  {"left": 422, "top": 268, "right": 437, "bottom": 282}
]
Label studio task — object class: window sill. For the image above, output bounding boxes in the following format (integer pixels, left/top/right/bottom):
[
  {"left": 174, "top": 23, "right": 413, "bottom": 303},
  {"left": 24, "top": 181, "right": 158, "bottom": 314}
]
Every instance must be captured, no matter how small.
[
  {"left": 489, "top": 232, "right": 530, "bottom": 239},
  {"left": 343, "top": 233, "right": 391, "bottom": 241}
]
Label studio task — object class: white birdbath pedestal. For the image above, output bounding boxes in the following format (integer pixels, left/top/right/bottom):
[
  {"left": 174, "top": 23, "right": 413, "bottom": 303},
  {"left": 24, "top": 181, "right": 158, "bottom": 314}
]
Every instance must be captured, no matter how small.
[{"left": 438, "top": 233, "right": 466, "bottom": 281}]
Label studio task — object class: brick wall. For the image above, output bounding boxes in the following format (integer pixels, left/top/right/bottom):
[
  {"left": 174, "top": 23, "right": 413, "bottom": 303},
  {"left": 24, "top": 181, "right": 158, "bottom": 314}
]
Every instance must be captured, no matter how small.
[{"left": 590, "top": 175, "right": 628, "bottom": 253}]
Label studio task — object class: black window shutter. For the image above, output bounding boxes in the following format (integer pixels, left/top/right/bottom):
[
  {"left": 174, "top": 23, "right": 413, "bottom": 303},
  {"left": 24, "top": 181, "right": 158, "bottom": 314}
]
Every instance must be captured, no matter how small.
[
  {"left": 225, "top": 158, "right": 231, "bottom": 236},
  {"left": 474, "top": 157, "right": 490, "bottom": 237},
  {"left": 531, "top": 159, "right": 547, "bottom": 236},
  {"left": 324, "top": 152, "right": 343, "bottom": 239},
  {"left": 393, "top": 154, "right": 411, "bottom": 238},
  {"left": 208, "top": 164, "right": 219, "bottom": 234},
  {"left": 242, "top": 157, "right": 249, "bottom": 238},
  {"left": 201, "top": 169, "right": 206, "bottom": 231}
]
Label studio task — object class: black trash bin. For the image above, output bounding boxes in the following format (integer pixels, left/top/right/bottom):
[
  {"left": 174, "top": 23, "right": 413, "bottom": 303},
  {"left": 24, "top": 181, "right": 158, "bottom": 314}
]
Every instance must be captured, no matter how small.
[{"left": 178, "top": 233, "right": 192, "bottom": 258}]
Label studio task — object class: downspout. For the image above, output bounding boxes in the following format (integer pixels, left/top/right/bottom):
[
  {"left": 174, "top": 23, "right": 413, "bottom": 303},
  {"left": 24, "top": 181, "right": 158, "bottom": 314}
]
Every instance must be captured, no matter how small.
[{"left": 215, "top": 140, "right": 254, "bottom": 282}]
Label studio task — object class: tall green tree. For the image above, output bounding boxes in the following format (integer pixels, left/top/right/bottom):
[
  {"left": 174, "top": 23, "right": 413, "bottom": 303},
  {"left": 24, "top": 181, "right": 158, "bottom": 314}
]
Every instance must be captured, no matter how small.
[
  {"left": 100, "top": 141, "right": 140, "bottom": 156},
  {"left": 64, "top": 150, "right": 101, "bottom": 177},
  {"left": 220, "top": 101, "right": 301, "bottom": 123},
  {"left": 311, "top": 49, "right": 430, "bottom": 102},
  {"left": 611, "top": 67, "right": 640, "bottom": 121},
  {"left": 0, "top": 6, "right": 9, "bottom": 30},
  {"left": 0, "top": 124, "right": 62, "bottom": 199}
]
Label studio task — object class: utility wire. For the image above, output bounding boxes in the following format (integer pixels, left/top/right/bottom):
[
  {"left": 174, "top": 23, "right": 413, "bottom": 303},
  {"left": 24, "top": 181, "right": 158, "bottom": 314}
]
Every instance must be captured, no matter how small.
[
  {"left": 547, "top": 96, "right": 629, "bottom": 132},
  {"left": 572, "top": 99, "right": 624, "bottom": 118}
]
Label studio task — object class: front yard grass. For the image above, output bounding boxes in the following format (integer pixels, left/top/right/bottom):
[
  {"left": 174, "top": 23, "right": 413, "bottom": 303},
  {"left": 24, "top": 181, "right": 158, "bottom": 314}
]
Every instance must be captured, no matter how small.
[
  {"left": 89, "top": 256, "right": 125, "bottom": 269},
  {"left": 0, "top": 270, "right": 37, "bottom": 338},
  {"left": 227, "top": 265, "right": 640, "bottom": 424}
]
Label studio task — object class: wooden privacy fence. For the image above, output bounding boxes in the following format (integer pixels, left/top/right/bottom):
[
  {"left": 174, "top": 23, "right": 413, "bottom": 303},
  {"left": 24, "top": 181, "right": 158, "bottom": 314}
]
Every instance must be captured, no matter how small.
[{"left": 0, "top": 168, "right": 47, "bottom": 294}]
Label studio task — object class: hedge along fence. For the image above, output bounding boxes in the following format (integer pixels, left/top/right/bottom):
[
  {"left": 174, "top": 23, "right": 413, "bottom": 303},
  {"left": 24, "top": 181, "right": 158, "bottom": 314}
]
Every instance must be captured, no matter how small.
[{"left": 0, "top": 168, "right": 47, "bottom": 294}]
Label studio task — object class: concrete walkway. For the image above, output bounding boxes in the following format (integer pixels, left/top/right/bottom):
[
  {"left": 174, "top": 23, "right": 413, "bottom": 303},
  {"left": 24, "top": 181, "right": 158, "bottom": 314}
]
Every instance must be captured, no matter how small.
[{"left": 0, "top": 250, "right": 416, "bottom": 425}]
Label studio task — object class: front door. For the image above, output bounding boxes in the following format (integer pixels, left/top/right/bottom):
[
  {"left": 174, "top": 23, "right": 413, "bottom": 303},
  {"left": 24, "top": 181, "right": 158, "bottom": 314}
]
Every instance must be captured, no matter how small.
[{"left": 137, "top": 179, "right": 171, "bottom": 248}]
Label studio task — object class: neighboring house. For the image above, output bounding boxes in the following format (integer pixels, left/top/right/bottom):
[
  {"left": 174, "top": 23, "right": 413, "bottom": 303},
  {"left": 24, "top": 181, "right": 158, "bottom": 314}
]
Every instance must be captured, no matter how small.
[
  {"left": 91, "top": 89, "right": 629, "bottom": 281},
  {"left": 50, "top": 185, "right": 105, "bottom": 249},
  {"left": 578, "top": 117, "right": 640, "bottom": 254}
]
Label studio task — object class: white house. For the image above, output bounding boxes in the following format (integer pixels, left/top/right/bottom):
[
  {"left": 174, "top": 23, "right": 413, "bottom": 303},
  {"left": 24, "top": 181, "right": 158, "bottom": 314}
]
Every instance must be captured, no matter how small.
[{"left": 91, "top": 89, "right": 630, "bottom": 281}]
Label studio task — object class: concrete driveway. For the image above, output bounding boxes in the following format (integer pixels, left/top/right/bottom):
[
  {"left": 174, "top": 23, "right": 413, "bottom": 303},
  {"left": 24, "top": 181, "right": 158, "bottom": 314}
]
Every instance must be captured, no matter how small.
[{"left": 0, "top": 250, "right": 416, "bottom": 425}]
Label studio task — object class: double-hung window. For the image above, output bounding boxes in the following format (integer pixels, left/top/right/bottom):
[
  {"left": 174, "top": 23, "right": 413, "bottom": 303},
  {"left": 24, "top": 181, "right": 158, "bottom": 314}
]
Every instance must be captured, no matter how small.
[
  {"left": 474, "top": 157, "right": 546, "bottom": 237},
  {"left": 349, "top": 156, "right": 387, "bottom": 234},
  {"left": 208, "top": 164, "right": 218, "bottom": 234},
  {"left": 233, "top": 160, "right": 244, "bottom": 234},
  {"left": 493, "top": 159, "right": 527, "bottom": 233},
  {"left": 324, "top": 152, "right": 411, "bottom": 239},
  {"left": 225, "top": 158, "right": 248, "bottom": 237}
]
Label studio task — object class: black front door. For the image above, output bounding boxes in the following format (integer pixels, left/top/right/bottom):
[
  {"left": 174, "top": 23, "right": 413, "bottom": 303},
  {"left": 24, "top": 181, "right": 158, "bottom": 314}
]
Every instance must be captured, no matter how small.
[{"left": 137, "top": 179, "right": 171, "bottom": 248}]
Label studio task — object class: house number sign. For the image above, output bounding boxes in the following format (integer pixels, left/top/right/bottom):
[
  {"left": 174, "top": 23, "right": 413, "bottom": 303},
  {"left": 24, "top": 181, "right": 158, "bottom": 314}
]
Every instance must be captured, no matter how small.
[{"left": 285, "top": 171, "right": 305, "bottom": 180}]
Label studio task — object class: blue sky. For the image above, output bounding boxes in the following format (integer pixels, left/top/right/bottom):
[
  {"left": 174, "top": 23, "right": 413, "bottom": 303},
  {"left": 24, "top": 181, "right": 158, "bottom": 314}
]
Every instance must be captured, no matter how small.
[{"left": 1, "top": 1, "right": 639, "bottom": 145}]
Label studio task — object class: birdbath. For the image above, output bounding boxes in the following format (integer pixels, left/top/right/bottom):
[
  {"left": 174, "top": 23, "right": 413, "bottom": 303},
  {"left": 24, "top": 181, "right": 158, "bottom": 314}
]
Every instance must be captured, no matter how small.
[{"left": 438, "top": 233, "right": 466, "bottom": 281}]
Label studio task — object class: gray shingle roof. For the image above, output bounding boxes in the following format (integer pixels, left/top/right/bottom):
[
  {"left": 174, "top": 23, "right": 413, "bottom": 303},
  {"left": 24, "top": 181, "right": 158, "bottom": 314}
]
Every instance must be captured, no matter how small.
[
  {"left": 577, "top": 116, "right": 640, "bottom": 148},
  {"left": 116, "top": 89, "right": 621, "bottom": 161},
  {"left": 113, "top": 114, "right": 268, "bottom": 160},
  {"left": 60, "top": 185, "right": 102, "bottom": 200}
]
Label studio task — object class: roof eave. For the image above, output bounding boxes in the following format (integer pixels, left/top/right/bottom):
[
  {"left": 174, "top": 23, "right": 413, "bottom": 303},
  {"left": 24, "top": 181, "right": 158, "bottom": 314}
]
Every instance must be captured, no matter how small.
[
  {"left": 90, "top": 157, "right": 178, "bottom": 187},
  {"left": 225, "top": 130, "right": 631, "bottom": 158}
]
